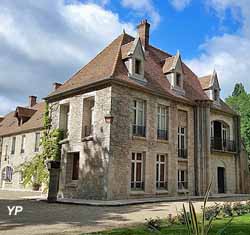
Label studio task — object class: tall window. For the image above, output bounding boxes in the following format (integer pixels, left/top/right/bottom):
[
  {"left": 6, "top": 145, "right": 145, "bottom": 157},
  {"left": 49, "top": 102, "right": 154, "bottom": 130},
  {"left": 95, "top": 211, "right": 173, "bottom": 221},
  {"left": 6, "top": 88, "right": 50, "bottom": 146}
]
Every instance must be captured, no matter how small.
[
  {"left": 133, "top": 100, "right": 146, "bottom": 137},
  {"left": 11, "top": 137, "right": 16, "bottom": 155},
  {"left": 21, "top": 135, "right": 26, "bottom": 153},
  {"left": 156, "top": 154, "right": 168, "bottom": 190},
  {"left": 4, "top": 145, "right": 8, "bottom": 161},
  {"left": 176, "top": 73, "right": 181, "bottom": 87},
  {"left": 34, "top": 132, "right": 40, "bottom": 152},
  {"left": 83, "top": 97, "right": 95, "bottom": 137},
  {"left": 178, "top": 127, "right": 187, "bottom": 158},
  {"left": 178, "top": 170, "right": 188, "bottom": 190},
  {"left": 131, "top": 152, "right": 144, "bottom": 190},
  {"left": 157, "top": 105, "right": 168, "bottom": 140},
  {"left": 2, "top": 166, "right": 13, "bottom": 182},
  {"left": 72, "top": 153, "right": 79, "bottom": 180},
  {"left": 60, "top": 104, "right": 70, "bottom": 139}
]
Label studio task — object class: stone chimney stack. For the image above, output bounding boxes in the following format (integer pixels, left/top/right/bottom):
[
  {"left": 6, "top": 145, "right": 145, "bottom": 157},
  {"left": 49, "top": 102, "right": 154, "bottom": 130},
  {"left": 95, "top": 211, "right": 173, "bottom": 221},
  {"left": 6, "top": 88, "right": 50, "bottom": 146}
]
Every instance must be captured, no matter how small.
[
  {"left": 29, "top": 96, "right": 37, "bottom": 107},
  {"left": 53, "top": 82, "right": 62, "bottom": 91},
  {"left": 137, "top": 19, "right": 150, "bottom": 50}
]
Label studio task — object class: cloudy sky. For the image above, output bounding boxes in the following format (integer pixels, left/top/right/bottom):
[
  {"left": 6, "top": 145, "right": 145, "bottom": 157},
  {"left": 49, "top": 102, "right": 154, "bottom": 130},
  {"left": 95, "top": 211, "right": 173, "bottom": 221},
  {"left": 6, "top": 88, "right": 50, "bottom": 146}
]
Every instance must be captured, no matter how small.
[{"left": 0, "top": 0, "right": 249, "bottom": 115}]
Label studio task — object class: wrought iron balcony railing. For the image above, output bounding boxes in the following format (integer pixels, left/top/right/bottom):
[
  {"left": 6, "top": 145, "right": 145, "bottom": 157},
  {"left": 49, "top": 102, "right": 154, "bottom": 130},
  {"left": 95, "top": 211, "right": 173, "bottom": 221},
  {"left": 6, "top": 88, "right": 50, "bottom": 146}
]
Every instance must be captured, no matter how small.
[
  {"left": 157, "top": 129, "right": 168, "bottom": 140},
  {"left": 178, "top": 148, "right": 188, "bottom": 159},
  {"left": 133, "top": 125, "right": 146, "bottom": 137},
  {"left": 211, "top": 137, "right": 236, "bottom": 152}
]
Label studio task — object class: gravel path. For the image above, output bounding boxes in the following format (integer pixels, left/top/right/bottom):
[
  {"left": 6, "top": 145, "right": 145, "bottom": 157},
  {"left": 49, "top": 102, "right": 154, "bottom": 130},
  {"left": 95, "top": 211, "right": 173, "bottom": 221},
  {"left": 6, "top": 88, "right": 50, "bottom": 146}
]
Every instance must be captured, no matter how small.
[{"left": 0, "top": 190, "right": 247, "bottom": 235}]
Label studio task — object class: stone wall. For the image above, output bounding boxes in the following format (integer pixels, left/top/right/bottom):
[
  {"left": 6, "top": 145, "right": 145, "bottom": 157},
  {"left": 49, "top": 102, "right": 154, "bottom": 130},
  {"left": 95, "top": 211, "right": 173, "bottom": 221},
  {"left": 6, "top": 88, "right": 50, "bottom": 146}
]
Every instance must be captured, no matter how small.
[
  {"left": 0, "top": 130, "right": 42, "bottom": 190},
  {"left": 50, "top": 87, "right": 112, "bottom": 200},
  {"left": 107, "top": 84, "right": 195, "bottom": 200}
]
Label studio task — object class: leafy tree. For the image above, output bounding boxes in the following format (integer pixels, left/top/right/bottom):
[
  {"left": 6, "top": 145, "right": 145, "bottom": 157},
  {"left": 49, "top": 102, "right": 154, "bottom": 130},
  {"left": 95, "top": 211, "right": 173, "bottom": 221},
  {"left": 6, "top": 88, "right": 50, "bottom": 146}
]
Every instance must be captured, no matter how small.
[
  {"left": 19, "top": 103, "right": 63, "bottom": 190},
  {"left": 226, "top": 83, "right": 250, "bottom": 153}
]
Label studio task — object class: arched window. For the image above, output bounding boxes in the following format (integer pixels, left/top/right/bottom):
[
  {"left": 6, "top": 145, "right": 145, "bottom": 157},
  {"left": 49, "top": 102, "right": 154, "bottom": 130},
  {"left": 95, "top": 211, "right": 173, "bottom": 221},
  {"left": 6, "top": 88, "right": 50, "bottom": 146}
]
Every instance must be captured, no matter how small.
[{"left": 2, "top": 166, "right": 13, "bottom": 182}]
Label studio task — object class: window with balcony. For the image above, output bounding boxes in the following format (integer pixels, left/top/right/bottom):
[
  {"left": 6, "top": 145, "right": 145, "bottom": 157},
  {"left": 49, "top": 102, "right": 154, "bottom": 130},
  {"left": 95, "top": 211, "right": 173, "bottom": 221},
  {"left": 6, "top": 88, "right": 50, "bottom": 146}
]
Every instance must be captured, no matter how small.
[
  {"left": 131, "top": 152, "right": 144, "bottom": 190},
  {"left": 82, "top": 97, "right": 95, "bottom": 138},
  {"left": 211, "top": 121, "right": 235, "bottom": 152},
  {"left": 21, "top": 135, "right": 26, "bottom": 153},
  {"left": 2, "top": 166, "right": 13, "bottom": 183},
  {"left": 178, "top": 169, "right": 188, "bottom": 190},
  {"left": 156, "top": 154, "right": 168, "bottom": 190},
  {"left": 178, "top": 127, "right": 187, "bottom": 158},
  {"left": 11, "top": 137, "right": 16, "bottom": 155},
  {"left": 34, "top": 132, "right": 40, "bottom": 152},
  {"left": 59, "top": 104, "right": 70, "bottom": 139},
  {"left": 157, "top": 105, "right": 168, "bottom": 140},
  {"left": 132, "top": 100, "right": 146, "bottom": 137}
]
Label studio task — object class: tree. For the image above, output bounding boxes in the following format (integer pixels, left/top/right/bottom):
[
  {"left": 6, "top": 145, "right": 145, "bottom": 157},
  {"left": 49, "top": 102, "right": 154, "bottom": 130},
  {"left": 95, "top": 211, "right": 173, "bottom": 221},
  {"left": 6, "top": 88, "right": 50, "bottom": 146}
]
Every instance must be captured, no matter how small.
[{"left": 226, "top": 83, "right": 250, "bottom": 153}]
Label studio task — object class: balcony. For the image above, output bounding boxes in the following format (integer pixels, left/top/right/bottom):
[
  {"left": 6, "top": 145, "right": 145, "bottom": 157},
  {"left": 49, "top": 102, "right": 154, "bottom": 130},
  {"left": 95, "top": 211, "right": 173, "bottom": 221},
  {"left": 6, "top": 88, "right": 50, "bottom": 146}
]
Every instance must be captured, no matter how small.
[
  {"left": 157, "top": 129, "right": 168, "bottom": 140},
  {"left": 211, "top": 137, "right": 236, "bottom": 153},
  {"left": 178, "top": 148, "right": 187, "bottom": 159},
  {"left": 133, "top": 125, "right": 146, "bottom": 137}
]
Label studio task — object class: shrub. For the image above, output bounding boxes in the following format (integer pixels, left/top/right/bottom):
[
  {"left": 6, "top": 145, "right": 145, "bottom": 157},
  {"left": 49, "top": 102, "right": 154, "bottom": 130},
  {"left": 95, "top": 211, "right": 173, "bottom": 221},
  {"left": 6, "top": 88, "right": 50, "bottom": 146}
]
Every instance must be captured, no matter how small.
[
  {"left": 204, "top": 203, "right": 221, "bottom": 220},
  {"left": 145, "top": 217, "right": 162, "bottom": 232}
]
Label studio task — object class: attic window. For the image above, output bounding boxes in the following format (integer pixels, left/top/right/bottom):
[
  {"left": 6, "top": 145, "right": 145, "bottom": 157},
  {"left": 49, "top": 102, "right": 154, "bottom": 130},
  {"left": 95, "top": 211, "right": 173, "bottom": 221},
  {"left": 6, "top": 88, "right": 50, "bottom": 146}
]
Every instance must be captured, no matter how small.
[
  {"left": 214, "top": 89, "right": 219, "bottom": 100},
  {"left": 135, "top": 59, "right": 142, "bottom": 75},
  {"left": 176, "top": 73, "right": 181, "bottom": 87}
]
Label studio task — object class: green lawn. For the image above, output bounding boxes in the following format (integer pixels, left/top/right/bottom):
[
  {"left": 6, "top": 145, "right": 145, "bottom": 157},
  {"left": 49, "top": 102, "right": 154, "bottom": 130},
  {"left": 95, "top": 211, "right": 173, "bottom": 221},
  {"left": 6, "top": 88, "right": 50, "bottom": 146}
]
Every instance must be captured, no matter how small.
[{"left": 85, "top": 215, "right": 250, "bottom": 235}]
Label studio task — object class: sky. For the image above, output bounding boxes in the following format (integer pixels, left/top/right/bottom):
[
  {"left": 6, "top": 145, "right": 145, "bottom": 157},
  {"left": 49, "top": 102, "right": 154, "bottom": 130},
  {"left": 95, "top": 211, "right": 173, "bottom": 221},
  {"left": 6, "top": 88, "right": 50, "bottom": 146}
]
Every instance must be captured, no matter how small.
[{"left": 0, "top": 0, "right": 249, "bottom": 115}]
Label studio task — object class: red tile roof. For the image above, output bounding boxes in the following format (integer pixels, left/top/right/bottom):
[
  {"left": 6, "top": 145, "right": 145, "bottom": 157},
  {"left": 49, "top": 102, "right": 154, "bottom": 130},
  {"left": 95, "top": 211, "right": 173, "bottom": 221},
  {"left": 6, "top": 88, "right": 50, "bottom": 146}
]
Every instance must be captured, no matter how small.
[
  {"left": 0, "top": 102, "right": 45, "bottom": 137},
  {"left": 46, "top": 32, "right": 209, "bottom": 103},
  {"left": 199, "top": 75, "right": 213, "bottom": 90}
]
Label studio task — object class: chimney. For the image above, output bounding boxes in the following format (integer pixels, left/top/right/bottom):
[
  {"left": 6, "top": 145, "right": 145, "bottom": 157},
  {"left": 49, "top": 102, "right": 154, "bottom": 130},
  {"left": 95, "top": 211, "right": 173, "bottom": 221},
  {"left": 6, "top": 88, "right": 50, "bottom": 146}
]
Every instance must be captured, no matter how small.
[
  {"left": 137, "top": 19, "right": 150, "bottom": 49},
  {"left": 29, "top": 96, "right": 37, "bottom": 107},
  {"left": 53, "top": 82, "right": 62, "bottom": 91}
]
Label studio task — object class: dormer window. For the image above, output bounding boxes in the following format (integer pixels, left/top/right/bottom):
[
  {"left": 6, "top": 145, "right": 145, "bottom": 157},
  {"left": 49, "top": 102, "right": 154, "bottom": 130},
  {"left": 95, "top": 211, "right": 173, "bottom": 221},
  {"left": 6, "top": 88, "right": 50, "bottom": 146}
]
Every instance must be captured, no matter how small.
[
  {"left": 135, "top": 59, "right": 142, "bottom": 75},
  {"left": 214, "top": 89, "right": 219, "bottom": 101},
  {"left": 176, "top": 73, "right": 181, "bottom": 87}
]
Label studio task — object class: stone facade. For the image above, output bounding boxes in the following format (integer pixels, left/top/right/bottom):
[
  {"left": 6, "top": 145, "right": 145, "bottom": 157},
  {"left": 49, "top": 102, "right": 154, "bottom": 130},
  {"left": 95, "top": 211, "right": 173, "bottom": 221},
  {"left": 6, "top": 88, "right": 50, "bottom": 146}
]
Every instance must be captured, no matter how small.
[{"left": 0, "top": 130, "right": 42, "bottom": 189}]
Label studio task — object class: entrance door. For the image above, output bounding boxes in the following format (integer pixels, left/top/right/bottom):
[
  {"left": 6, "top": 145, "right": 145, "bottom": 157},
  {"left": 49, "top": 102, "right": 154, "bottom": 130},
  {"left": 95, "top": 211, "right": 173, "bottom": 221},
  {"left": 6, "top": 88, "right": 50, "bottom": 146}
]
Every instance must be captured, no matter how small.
[{"left": 217, "top": 167, "right": 225, "bottom": 193}]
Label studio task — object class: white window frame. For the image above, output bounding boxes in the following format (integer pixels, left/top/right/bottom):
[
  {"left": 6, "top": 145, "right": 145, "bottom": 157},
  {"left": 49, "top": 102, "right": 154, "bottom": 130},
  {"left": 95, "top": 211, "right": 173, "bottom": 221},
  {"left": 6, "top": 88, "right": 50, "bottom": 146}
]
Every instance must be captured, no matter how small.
[
  {"left": 133, "top": 100, "right": 145, "bottom": 127},
  {"left": 178, "top": 127, "right": 186, "bottom": 150},
  {"left": 157, "top": 105, "right": 168, "bottom": 131},
  {"left": 131, "top": 152, "right": 144, "bottom": 190},
  {"left": 156, "top": 154, "right": 168, "bottom": 190}
]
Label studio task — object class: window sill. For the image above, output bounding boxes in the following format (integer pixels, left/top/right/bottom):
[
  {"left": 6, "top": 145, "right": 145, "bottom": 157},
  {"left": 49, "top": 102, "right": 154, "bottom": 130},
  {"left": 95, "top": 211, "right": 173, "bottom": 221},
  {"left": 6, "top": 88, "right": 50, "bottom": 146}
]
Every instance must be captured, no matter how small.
[
  {"left": 81, "top": 136, "right": 94, "bottom": 142},
  {"left": 132, "top": 136, "right": 147, "bottom": 141},
  {"left": 156, "top": 190, "right": 168, "bottom": 194},
  {"left": 59, "top": 138, "right": 69, "bottom": 144},
  {"left": 130, "top": 190, "right": 145, "bottom": 195},
  {"left": 178, "top": 158, "right": 188, "bottom": 162},
  {"left": 178, "top": 189, "right": 189, "bottom": 194},
  {"left": 157, "top": 139, "right": 169, "bottom": 144},
  {"left": 66, "top": 182, "right": 78, "bottom": 188},
  {"left": 211, "top": 149, "right": 236, "bottom": 154}
]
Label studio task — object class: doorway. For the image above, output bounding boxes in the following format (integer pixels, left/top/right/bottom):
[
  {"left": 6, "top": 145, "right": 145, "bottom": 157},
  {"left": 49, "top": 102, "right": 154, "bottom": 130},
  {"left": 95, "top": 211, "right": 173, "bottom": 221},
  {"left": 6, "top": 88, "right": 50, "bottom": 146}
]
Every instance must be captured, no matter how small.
[{"left": 217, "top": 167, "right": 225, "bottom": 193}]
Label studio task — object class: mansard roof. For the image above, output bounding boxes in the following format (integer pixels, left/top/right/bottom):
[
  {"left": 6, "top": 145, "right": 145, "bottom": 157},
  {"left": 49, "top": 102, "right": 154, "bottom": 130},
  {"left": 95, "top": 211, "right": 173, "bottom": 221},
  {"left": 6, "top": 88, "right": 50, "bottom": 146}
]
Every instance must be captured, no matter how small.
[
  {"left": 46, "top": 30, "right": 209, "bottom": 103},
  {"left": 0, "top": 102, "right": 45, "bottom": 137}
]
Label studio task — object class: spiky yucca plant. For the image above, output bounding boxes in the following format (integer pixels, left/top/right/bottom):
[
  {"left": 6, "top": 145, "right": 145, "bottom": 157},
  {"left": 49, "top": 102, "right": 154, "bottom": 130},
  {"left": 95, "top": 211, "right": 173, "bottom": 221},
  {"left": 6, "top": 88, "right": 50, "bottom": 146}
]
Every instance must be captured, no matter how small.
[{"left": 183, "top": 182, "right": 233, "bottom": 235}]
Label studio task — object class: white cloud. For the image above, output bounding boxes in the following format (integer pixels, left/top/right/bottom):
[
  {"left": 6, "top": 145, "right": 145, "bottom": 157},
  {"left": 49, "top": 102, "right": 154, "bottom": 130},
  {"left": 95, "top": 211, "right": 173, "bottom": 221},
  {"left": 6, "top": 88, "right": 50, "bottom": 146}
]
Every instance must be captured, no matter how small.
[
  {"left": 187, "top": 0, "right": 250, "bottom": 97},
  {"left": 0, "top": 0, "right": 135, "bottom": 115},
  {"left": 121, "top": 0, "right": 160, "bottom": 28},
  {"left": 169, "top": 0, "right": 191, "bottom": 11}
]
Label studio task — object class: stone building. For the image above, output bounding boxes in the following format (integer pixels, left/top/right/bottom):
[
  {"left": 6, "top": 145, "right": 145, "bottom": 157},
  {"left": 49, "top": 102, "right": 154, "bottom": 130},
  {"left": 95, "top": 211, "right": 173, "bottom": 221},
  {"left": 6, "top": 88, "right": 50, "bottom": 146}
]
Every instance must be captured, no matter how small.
[
  {"left": 43, "top": 19, "right": 248, "bottom": 200},
  {"left": 0, "top": 96, "right": 45, "bottom": 190}
]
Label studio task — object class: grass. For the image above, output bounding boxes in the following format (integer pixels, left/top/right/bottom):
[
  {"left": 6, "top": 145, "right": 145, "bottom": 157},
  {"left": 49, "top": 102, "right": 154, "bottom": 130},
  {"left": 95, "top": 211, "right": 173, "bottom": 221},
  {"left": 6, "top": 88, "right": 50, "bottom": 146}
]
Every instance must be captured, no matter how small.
[{"left": 85, "top": 214, "right": 250, "bottom": 235}]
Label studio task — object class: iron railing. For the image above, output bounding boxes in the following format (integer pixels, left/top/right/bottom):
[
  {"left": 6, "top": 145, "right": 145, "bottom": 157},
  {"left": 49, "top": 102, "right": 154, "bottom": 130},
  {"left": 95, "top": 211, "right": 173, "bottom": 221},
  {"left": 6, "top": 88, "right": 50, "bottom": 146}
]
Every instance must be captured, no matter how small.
[
  {"left": 157, "top": 129, "right": 168, "bottom": 140},
  {"left": 178, "top": 148, "right": 188, "bottom": 159},
  {"left": 211, "top": 137, "right": 236, "bottom": 152},
  {"left": 133, "top": 125, "right": 146, "bottom": 137}
]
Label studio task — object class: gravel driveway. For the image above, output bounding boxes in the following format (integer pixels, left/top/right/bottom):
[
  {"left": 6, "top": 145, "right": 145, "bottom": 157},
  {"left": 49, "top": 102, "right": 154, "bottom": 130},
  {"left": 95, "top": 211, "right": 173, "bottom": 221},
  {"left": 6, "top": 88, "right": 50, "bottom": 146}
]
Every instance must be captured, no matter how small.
[{"left": 0, "top": 190, "right": 248, "bottom": 235}]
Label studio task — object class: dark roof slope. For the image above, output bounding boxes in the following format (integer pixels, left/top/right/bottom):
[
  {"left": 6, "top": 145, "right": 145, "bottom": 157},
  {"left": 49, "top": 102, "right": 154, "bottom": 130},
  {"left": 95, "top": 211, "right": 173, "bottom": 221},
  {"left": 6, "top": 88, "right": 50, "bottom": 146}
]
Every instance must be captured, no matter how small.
[{"left": 0, "top": 102, "right": 45, "bottom": 137}]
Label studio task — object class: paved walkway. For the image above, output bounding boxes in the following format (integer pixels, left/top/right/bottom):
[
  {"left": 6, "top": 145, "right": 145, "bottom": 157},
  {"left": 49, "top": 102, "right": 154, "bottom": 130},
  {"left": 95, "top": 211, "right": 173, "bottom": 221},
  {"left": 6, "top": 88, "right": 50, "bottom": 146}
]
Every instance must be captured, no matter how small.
[{"left": 0, "top": 190, "right": 249, "bottom": 235}]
